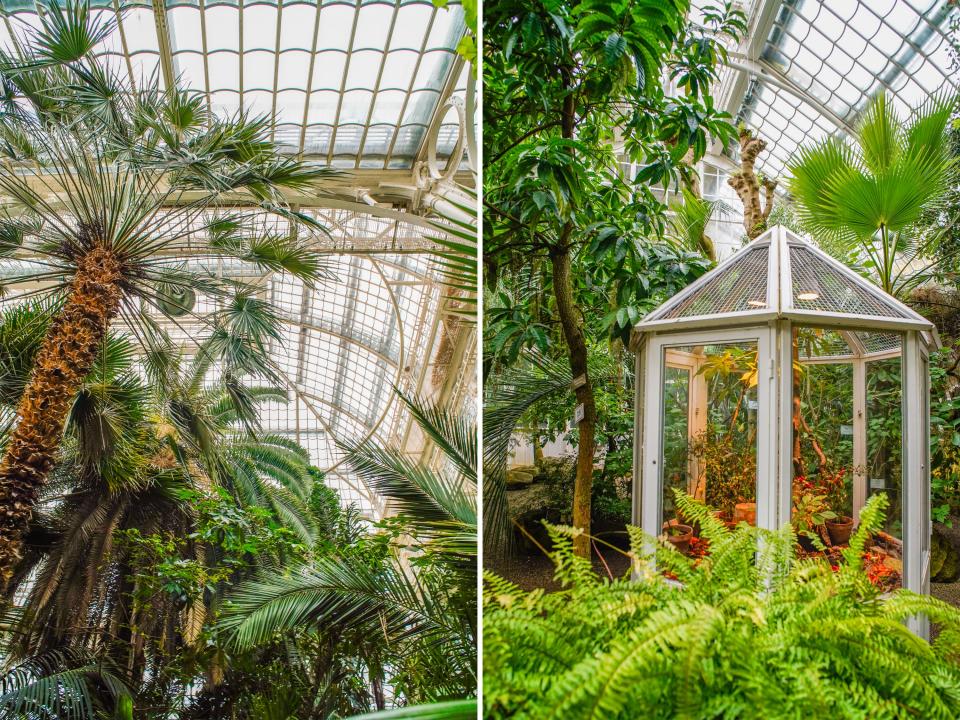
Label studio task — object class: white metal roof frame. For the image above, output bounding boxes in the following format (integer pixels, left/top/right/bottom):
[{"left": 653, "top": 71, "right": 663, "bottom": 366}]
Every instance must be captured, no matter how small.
[{"left": 633, "top": 226, "right": 935, "bottom": 343}]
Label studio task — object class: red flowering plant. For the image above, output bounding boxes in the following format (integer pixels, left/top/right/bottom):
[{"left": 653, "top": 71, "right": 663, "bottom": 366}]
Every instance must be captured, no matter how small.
[{"left": 817, "top": 464, "right": 851, "bottom": 517}]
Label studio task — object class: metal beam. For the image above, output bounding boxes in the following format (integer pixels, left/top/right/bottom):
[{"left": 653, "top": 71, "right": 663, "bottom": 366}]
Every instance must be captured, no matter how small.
[
  {"left": 712, "top": 0, "right": 783, "bottom": 152},
  {"left": 151, "top": 0, "right": 177, "bottom": 91},
  {"left": 724, "top": 53, "right": 856, "bottom": 135}
]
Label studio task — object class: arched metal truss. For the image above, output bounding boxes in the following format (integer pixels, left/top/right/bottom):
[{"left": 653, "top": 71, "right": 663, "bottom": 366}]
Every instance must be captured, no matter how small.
[
  {"left": 707, "top": 0, "right": 959, "bottom": 179},
  {"left": 0, "top": 0, "right": 478, "bottom": 517}
]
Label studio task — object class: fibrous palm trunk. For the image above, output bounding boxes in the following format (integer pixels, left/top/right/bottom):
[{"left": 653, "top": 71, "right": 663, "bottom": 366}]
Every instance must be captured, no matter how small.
[{"left": 0, "top": 246, "right": 123, "bottom": 585}]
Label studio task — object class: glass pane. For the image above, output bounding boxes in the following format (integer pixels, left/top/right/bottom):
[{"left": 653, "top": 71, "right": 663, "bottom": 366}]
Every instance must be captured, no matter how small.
[
  {"left": 864, "top": 354, "right": 903, "bottom": 590},
  {"left": 660, "top": 342, "right": 759, "bottom": 554},
  {"left": 791, "top": 329, "right": 855, "bottom": 536}
]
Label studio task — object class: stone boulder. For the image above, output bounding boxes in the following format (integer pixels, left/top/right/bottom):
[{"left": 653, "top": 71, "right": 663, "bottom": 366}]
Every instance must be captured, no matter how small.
[{"left": 505, "top": 467, "right": 535, "bottom": 490}]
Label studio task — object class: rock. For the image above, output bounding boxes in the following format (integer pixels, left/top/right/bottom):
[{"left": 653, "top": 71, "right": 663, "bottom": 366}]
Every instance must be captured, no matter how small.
[
  {"left": 933, "top": 525, "right": 960, "bottom": 583},
  {"left": 507, "top": 482, "right": 552, "bottom": 527},
  {"left": 505, "top": 469, "right": 535, "bottom": 490}
]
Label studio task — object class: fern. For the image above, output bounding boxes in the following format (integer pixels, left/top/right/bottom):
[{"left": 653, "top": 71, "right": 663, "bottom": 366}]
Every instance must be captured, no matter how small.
[{"left": 484, "top": 494, "right": 960, "bottom": 719}]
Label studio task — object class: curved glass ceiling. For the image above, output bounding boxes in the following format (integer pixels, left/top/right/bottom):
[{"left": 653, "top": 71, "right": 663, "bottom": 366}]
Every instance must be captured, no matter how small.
[
  {"left": 726, "top": 0, "right": 959, "bottom": 178},
  {"left": 0, "top": 0, "right": 468, "bottom": 168},
  {"left": 691, "top": 0, "right": 958, "bottom": 257},
  {"left": 0, "top": 2, "right": 475, "bottom": 517}
]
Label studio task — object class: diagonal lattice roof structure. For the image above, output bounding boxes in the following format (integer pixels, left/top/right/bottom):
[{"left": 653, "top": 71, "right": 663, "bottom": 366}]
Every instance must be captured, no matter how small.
[
  {"left": 636, "top": 225, "right": 934, "bottom": 341},
  {"left": 692, "top": 0, "right": 959, "bottom": 257},
  {"left": 0, "top": 0, "right": 477, "bottom": 517}
]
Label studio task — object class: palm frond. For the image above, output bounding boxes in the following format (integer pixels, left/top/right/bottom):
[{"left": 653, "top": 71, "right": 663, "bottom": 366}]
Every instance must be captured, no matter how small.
[
  {"left": 396, "top": 389, "right": 477, "bottom": 484},
  {"left": 346, "top": 699, "right": 477, "bottom": 719},
  {"left": 482, "top": 354, "right": 572, "bottom": 555},
  {"left": 425, "top": 186, "right": 477, "bottom": 319},
  {"left": 0, "top": 650, "right": 130, "bottom": 720}
]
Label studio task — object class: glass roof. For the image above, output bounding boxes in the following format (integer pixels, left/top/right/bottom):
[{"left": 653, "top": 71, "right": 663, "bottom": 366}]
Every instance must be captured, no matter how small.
[
  {"left": 0, "top": 1, "right": 476, "bottom": 518},
  {"left": 0, "top": 0, "right": 468, "bottom": 169},
  {"left": 0, "top": 209, "right": 453, "bottom": 517},
  {"left": 726, "top": 0, "right": 959, "bottom": 179}
]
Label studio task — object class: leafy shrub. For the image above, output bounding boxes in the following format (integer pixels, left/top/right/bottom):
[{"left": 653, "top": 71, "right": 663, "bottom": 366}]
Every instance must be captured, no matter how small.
[{"left": 483, "top": 493, "right": 960, "bottom": 719}]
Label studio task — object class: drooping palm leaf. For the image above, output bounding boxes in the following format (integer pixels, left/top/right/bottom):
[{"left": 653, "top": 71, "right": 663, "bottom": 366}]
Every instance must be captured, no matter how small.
[
  {"left": 346, "top": 699, "right": 478, "bottom": 719},
  {"left": 425, "top": 187, "right": 478, "bottom": 319},
  {"left": 0, "top": 650, "right": 131, "bottom": 720},
  {"left": 482, "top": 354, "right": 572, "bottom": 555}
]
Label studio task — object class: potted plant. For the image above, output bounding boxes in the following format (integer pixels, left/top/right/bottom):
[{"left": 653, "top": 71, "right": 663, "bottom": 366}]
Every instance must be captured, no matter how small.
[
  {"left": 792, "top": 492, "right": 837, "bottom": 552},
  {"left": 819, "top": 466, "right": 854, "bottom": 545},
  {"left": 662, "top": 523, "right": 693, "bottom": 552}
]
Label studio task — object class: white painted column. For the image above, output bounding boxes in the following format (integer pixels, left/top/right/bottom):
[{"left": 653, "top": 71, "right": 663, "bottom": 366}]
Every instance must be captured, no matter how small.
[
  {"left": 902, "top": 331, "right": 928, "bottom": 637},
  {"left": 776, "top": 320, "right": 794, "bottom": 528},
  {"left": 852, "top": 357, "right": 868, "bottom": 522},
  {"left": 632, "top": 348, "right": 645, "bottom": 529},
  {"left": 641, "top": 337, "right": 664, "bottom": 542}
]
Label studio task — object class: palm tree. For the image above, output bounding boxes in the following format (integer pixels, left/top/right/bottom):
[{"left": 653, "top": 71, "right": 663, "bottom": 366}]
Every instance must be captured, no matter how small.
[
  {"left": 0, "top": 301, "right": 315, "bottom": 685},
  {"left": 787, "top": 93, "right": 957, "bottom": 296},
  {"left": 219, "top": 391, "right": 477, "bottom": 707},
  {"left": 0, "top": 0, "right": 334, "bottom": 581},
  {"left": 0, "top": 649, "right": 131, "bottom": 720}
]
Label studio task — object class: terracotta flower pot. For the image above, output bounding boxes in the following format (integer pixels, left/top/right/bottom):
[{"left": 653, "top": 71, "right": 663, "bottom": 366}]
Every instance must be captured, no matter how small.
[
  {"left": 733, "top": 502, "right": 757, "bottom": 526},
  {"left": 826, "top": 516, "right": 855, "bottom": 546},
  {"left": 663, "top": 523, "right": 693, "bottom": 552},
  {"left": 712, "top": 510, "right": 737, "bottom": 531}
]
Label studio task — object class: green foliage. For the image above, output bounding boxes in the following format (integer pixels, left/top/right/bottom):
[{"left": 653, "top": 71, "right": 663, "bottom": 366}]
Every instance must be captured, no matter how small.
[
  {"left": 484, "top": 0, "right": 742, "bottom": 353},
  {"left": 0, "top": 650, "right": 131, "bottom": 720},
  {"left": 220, "top": 390, "right": 477, "bottom": 705},
  {"left": 787, "top": 93, "right": 957, "bottom": 297},
  {"left": 484, "top": 493, "right": 960, "bottom": 719}
]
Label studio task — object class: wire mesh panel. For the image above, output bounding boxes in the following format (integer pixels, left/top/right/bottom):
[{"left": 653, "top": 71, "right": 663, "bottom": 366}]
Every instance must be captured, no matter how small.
[
  {"left": 660, "top": 246, "right": 769, "bottom": 319},
  {"left": 857, "top": 331, "right": 903, "bottom": 355},
  {"left": 795, "top": 328, "right": 854, "bottom": 360},
  {"left": 789, "top": 246, "right": 911, "bottom": 319}
]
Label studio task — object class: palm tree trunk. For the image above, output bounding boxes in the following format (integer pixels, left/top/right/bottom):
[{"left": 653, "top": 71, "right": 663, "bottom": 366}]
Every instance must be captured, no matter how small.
[{"left": 0, "top": 246, "right": 123, "bottom": 585}]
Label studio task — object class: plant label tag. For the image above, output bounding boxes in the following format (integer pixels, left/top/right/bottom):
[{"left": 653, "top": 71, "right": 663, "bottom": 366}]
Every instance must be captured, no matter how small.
[
  {"left": 840, "top": 424, "right": 853, "bottom": 435},
  {"left": 747, "top": 400, "right": 758, "bottom": 410},
  {"left": 574, "top": 403, "right": 585, "bottom": 424},
  {"left": 870, "top": 478, "right": 886, "bottom": 489}
]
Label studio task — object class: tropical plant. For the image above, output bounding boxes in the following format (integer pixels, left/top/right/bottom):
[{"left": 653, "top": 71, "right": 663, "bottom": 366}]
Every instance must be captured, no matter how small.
[
  {"left": 667, "top": 187, "right": 731, "bottom": 261},
  {"left": 787, "top": 92, "right": 957, "bottom": 296},
  {"left": 0, "top": 0, "right": 334, "bottom": 582},
  {"left": 484, "top": 0, "right": 743, "bottom": 556},
  {"left": 219, "top": 390, "right": 478, "bottom": 707},
  {"left": 0, "top": 649, "right": 131, "bottom": 720},
  {"left": 484, "top": 492, "right": 960, "bottom": 719},
  {"left": 426, "top": 186, "right": 478, "bottom": 320},
  {"left": 0, "top": 304, "right": 318, "bottom": 710}
]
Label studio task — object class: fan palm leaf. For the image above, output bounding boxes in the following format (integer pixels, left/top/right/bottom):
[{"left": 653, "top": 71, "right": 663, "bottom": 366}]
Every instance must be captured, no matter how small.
[{"left": 788, "top": 92, "right": 957, "bottom": 295}]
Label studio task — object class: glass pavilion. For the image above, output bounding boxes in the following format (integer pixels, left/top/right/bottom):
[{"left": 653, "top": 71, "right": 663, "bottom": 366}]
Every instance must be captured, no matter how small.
[
  {"left": 0, "top": 0, "right": 476, "bottom": 518},
  {"left": 630, "top": 226, "right": 937, "bottom": 631}
]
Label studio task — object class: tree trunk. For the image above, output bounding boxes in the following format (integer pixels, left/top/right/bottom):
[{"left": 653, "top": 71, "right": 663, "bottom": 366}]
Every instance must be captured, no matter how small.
[
  {"left": 0, "top": 246, "right": 123, "bottom": 585},
  {"left": 550, "top": 246, "right": 596, "bottom": 558}
]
